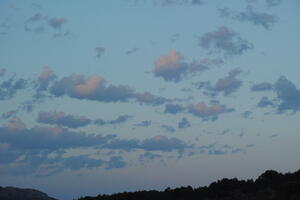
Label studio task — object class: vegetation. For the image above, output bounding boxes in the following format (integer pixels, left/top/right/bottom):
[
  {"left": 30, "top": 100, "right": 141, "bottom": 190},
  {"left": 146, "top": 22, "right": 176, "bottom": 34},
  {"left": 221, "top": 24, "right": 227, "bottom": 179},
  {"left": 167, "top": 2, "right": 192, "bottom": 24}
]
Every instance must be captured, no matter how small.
[{"left": 78, "top": 169, "right": 300, "bottom": 200}]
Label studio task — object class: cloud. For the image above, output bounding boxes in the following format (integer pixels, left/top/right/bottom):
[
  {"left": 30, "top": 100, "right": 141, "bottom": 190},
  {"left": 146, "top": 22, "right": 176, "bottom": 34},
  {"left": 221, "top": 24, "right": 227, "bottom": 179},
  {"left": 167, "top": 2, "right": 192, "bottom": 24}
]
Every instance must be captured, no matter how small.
[
  {"left": 95, "top": 47, "right": 105, "bottom": 58},
  {"left": 0, "top": 118, "right": 115, "bottom": 150},
  {"left": 218, "top": 7, "right": 231, "bottom": 17},
  {"left": 274, "top": 76, "right": 300, "bottom": 113},
  {"left": 199, "top": 26, "right": 253, "bottom": 56},
  {"left": 161, "top": 125, "right": 176, "bottom": 133},
  {"left": 178, "top": 117, "right": 191, "bottom": 128},
  {"left": 1, "top": 110, "right": 17, "bottom": 119},
  {"left": 234, "top": 6, "right": 278, "bottom": 30},
  {"left": 171, "top": 33, "right": 180, "bottom": 43},
  {"left": 37, "top": 66, "right": 56, "bottom": 91},
  {"left": 154, "top": 50, "right": 223, "bottom": 82},
  {"left": 26, "top": 13, "right": 44, "bottom": 23},
  {"left": 24, "top": 13, "right": 45, "bottom": 33},
  {"left": 63, "top": 155, "right": 104, "bottom": 170},
  {"left": 105, "top": 156, "right": 126, "bottom": 170},
  {"left": 188, "top": 102, "right": 230, "bottom": 121},
  {"left": 135, "top": 92, "right": 168, "bottom": 106},
  {"left": 199, "top": 143, "right": 245, "bottom": 155},
  {"left": 134, "top": 120, "right": 152, "bottom": 127},
  {"left": 242, "top": 111, "right": 253, "bottom": 119},
  {"left": 139, "top": 152, "right": 161, "bottom": 161},
  {"left": 154, "top": 50, "right": 189, "bottom": 82},
  {"left": 158, "top": 0, "right": 203, "bottom": 6},
  {"left": 194, "top": 68, "right": 243, "bottom": 96},
  {"left": 189, "top": 58, "right": 224, "bottom": 74},
  {"left": 0, "top": 118, "right": 195, "bottom": 175},
  {"left": 126, "top": 47, "right": 139, "bottom": 55},
  {"left": 47, "top": 17, "right": 67, "bottom": 29},
  {"left": 214, "top": 68, "right": 242, "bottom": 96},
  {"left": 4, "top": 118, "right": 27, "bottom": 132},
  {"left": 37, "top": 111, "right": 92, "bottom": 128},
  {"left": 141, "top": 136, "right": 188, "bottom": 152},
  {"left": 0, "top": 68, "right": 6, "bottom": 77},
  {"left": 164, "top": 104, "right": 185, "bottom": 114},
  {"left": 0, "top": 143, "right": 20, "bottom": 165},
  {"left": 52, "top": 30, "right": 72, "bottom": 39},
  {"left": 251, "top": 82, "right": 273, "bottom": 91},
  {"left": 105, "top": 135, "right": 190, "bottom": 152},
  {"left": 108, "top": 115, "right": 132, "bottom": 125},
  {"left": 257, "top": 96, "right": 274, "bottom": 108},
  {"left": 37, "top": 111, "right": 133, "bottom": 128},
  {"left": 19, "top": 101, "right": 34, "bottom": 112},
  {"left": 50, "top": 74, "right": 135, "bottom": 102},
  {"left": 24, "top": 14, "right": 70, "bottom": 38},
  {"left": 0, "top": 75, "right": 27, "bottom": 100},
  {"left": 265, "top": 0, "right": 282, "bottom": 7}
]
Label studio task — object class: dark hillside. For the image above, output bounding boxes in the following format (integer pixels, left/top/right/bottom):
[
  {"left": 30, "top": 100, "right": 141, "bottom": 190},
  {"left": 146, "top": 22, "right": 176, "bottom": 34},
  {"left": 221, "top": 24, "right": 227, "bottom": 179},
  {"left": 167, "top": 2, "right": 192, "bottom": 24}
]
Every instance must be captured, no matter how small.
[
  {"left": 78, "top": 169, "right": 300, "bottom": 200},
  {"left": 0, "top": 186, "right": 57, "bottom": 200}
]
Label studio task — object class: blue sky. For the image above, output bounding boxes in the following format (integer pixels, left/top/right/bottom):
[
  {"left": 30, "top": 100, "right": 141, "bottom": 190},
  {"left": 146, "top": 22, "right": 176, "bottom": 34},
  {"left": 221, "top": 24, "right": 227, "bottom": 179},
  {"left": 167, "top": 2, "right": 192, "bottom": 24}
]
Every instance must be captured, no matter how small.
[{"left": 1, "top": 0, "right": 300, "bottom": 199}]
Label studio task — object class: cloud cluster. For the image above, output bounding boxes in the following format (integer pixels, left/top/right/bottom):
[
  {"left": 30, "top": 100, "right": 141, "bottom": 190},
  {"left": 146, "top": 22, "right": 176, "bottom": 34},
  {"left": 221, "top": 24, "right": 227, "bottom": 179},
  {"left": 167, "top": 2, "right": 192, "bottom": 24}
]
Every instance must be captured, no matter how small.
[
  {"left": 0, "top": 118, "right": 115, "bottom": 150},
  {"left": 0, "top": 117, "right": 194, "bottom": 175},
  {"left": 199, "top": 26, "right": 253, "bottom": 56}
]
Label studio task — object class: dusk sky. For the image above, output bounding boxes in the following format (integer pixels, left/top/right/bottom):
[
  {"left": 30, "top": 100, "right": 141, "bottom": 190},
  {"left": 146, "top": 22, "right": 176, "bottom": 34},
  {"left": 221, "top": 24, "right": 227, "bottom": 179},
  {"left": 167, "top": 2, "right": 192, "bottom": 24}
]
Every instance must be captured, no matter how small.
[{"left": 1, "top": 0, "right": 300, "bottom": 199}]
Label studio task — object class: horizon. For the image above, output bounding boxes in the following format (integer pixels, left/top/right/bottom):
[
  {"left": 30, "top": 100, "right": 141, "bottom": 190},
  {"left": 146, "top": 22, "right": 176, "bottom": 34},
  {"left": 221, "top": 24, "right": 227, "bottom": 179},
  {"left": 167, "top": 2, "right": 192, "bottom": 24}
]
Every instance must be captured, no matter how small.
[{"left": 0, "top": 0, "right": 300, "bottom": 200}]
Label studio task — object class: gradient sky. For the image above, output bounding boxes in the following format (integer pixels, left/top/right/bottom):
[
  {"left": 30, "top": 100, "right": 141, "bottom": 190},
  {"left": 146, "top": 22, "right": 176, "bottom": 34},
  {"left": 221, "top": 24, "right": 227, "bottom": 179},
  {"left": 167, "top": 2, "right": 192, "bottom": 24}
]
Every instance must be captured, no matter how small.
[{"left": 1, "top": 0, "right": 300, "bottom": 199}]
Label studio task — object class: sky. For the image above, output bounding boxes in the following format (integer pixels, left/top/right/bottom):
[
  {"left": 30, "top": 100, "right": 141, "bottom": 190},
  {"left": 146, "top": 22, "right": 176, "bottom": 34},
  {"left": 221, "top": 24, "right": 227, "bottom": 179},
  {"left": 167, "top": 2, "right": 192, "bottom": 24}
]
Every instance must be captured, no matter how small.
[{"left": 0, "top": 0, "right": 300, "bottom": 199}]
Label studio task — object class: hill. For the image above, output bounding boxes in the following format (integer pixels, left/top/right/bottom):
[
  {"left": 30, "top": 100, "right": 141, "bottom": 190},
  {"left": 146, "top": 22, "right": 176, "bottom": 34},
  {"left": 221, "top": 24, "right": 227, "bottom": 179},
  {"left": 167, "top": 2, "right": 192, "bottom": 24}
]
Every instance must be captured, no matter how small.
[
  {"left": 78, "top": 169, "right": 300, "bottom": 200},
  {"left": 0, "top": 186, "right": 57, "bottom": 200}
]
